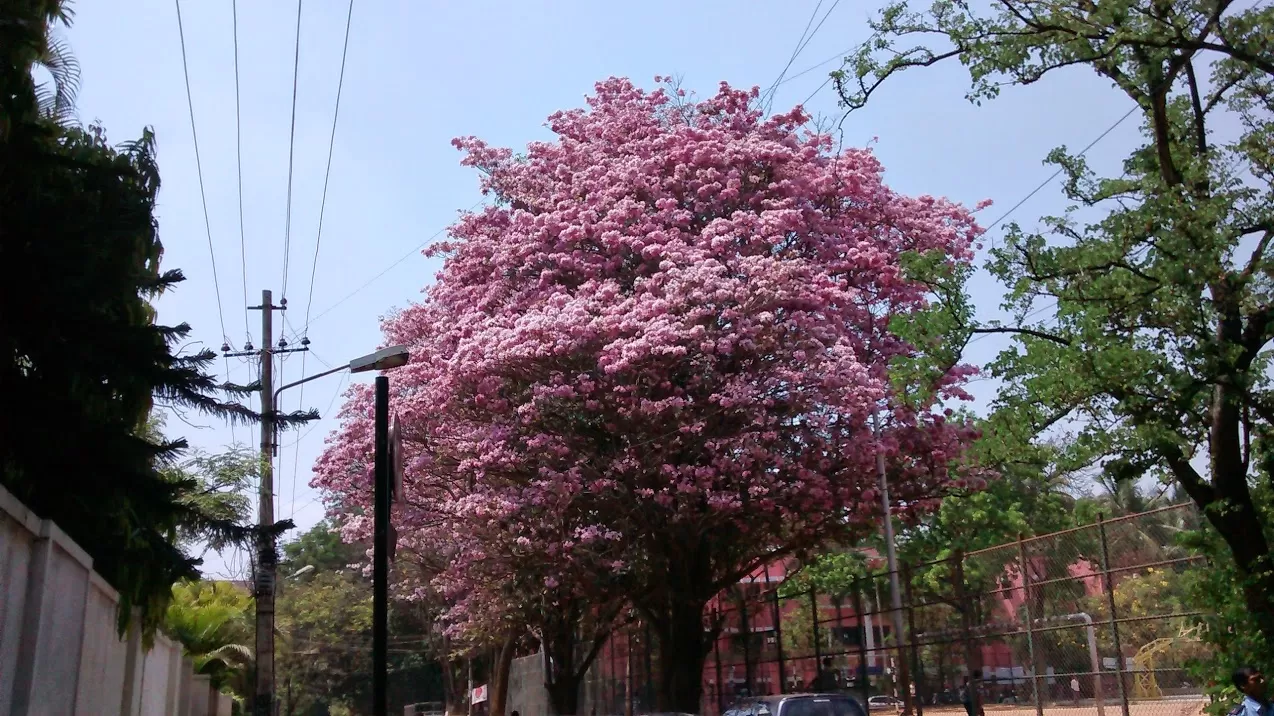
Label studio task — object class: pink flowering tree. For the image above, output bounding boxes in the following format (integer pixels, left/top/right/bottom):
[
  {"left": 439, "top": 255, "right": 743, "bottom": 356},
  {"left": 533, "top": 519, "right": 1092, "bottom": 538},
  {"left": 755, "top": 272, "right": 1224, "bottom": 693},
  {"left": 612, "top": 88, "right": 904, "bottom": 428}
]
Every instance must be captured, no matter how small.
[
  {"left": 321, "top": 384, "right": 631, "bottom": 716},
  {"left": 315, "top": 77, "right": 985, "bottom": 713},
  {"left": 421, "top": 483, "right": 629, "bottom": 716}
]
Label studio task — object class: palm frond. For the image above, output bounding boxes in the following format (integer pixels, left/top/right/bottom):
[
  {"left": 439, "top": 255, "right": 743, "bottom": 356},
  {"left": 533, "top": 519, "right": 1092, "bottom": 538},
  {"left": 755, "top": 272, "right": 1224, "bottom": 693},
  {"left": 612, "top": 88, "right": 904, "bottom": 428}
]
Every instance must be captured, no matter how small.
[
  {"left": 34, "top": 36, "right": 79, "bottom": 125},
  {"left": 196, "top": 643, "right": 253, "bottom": 671}
]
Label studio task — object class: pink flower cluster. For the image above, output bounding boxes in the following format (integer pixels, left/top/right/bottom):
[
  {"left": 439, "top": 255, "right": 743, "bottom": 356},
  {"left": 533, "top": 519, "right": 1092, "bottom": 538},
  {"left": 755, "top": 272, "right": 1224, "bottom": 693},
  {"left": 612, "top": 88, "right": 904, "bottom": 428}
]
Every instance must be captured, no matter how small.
[{"left": 313, "top": 78, "right": 985, "bottom": 644}]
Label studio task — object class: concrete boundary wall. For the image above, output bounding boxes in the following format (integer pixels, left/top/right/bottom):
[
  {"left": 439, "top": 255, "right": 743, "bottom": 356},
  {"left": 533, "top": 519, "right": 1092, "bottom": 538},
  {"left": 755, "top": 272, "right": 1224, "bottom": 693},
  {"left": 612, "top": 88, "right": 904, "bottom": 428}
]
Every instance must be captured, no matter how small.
[{"left": 0, "top": 484, "right": 234, "bottom": 716}]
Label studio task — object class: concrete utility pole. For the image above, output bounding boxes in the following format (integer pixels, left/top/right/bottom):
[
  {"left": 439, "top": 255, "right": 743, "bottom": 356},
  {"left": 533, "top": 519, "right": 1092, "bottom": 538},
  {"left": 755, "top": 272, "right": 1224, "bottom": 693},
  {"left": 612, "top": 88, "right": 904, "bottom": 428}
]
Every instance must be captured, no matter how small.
[
  {"left": 228, "top": 288, "right": 407, "bottom": 715},
  {"left": 253, "top": 289, "right": 279, "bottom": 716},
  {"left": 229, "top": 289, "right": 307, "bottom": 716},
  {"left": 874, "top": 413, "right": 912, "bottom": 714}
]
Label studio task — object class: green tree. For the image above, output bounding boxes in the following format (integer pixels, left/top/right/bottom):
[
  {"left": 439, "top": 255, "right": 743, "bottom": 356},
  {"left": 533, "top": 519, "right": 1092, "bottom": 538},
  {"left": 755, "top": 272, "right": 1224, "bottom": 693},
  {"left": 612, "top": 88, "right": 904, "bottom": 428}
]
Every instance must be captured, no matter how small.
[
  {"left": 280, "top": 518, "right": 361, "bottom": 577},
  {"left": 275, "top": 521, "right": 443, "bottom": 716},
  {"left": 166, "top": 580, "right": 254, "bottom": 701},
  {"left": 0, "top": 1, "right": 315, "bottom": 635},
  {"left": 838, "top": 0, "right": 1274, "bottom": 647}
]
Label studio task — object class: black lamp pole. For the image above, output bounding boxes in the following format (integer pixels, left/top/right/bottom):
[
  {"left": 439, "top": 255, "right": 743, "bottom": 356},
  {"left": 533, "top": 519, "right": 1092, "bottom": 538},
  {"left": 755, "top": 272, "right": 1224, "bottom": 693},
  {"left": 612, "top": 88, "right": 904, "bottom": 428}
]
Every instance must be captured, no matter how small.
[{"left": 373, "top": 375, "right": 390, "bottom": 716}]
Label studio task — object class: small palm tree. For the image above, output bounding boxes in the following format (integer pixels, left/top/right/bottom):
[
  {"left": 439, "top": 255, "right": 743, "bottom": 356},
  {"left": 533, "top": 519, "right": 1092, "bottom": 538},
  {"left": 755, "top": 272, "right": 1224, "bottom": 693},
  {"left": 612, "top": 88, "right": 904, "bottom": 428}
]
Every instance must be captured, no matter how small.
[
  {"left": 166, "top": 581, "right": 254, "bottom": 697},
  {"left": 1091, "top": 476, "right": 1191, "bottom": 562}
]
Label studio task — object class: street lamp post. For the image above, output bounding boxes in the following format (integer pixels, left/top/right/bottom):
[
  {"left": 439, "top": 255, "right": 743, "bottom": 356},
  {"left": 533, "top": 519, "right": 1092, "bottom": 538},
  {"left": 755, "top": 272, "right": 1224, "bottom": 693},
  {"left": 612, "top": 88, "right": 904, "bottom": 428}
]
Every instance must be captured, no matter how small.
[
  {"left": 266, "top": 344, "right": 409, "bottom": 716},
  {"left": 373, "top": 375, "right": 391, "bottom": 716},
  {"left": 271, "top": 344, "right": 411, "bottom": 409},
  {"left": 873, "top": 412, "right": 912, "bottom": 714}
]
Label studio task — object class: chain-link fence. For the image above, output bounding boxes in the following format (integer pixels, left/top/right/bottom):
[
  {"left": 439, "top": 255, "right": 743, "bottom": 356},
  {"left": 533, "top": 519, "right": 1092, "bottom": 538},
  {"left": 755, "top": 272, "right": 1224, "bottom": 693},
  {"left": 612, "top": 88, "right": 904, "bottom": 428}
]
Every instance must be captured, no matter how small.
[{"left": 578, "top": 504, "right": 1211, "bottom": 716}]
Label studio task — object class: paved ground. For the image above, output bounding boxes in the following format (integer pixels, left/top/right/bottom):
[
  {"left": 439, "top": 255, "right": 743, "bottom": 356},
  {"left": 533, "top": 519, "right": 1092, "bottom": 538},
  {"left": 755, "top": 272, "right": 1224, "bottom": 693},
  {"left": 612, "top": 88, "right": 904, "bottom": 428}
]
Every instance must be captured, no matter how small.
[{"left": 917, "top": 701, "right": 1208, "bottom": 716}]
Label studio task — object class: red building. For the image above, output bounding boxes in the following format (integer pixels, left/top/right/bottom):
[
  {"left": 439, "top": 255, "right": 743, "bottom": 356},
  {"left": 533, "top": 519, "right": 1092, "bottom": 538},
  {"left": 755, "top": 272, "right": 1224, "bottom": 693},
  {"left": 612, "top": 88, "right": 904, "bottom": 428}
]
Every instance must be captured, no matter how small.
[{"left": 585, "top": 552, "right": 1112, "bottom": 716}]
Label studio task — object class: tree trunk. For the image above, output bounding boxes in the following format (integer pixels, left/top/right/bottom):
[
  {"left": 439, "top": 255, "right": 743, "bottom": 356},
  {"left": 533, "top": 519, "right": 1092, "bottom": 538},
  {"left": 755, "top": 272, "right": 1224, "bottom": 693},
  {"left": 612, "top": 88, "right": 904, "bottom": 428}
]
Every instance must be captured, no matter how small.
[
  {"left": 1175, "top": 381, "right": 1274, "bottom": 647},
  {"left": 653, "top": 598, "right": 712, "bottom": 714},
  {"left": 1208, "top": 505, "right": 1274, "bottom": 642},
  {"left": 441, "top": 642, "right": 468, "bottom": 716},
  {"left": 489, "top": 637, "right": 517, "bottom": 716},
  {"left": 547, "top": 674, "right": 583, "bottom": 716}
]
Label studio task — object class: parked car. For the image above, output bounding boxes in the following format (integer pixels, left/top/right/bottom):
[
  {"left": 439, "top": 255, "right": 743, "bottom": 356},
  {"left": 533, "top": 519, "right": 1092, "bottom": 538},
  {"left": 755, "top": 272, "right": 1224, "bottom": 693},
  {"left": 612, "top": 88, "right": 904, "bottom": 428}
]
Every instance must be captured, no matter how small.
[
  {"left": 729, "top": 694, "right": 867, "bottom": 716},
  {"left": 866, "top": 696, "right": 904, "bottom": 712}
]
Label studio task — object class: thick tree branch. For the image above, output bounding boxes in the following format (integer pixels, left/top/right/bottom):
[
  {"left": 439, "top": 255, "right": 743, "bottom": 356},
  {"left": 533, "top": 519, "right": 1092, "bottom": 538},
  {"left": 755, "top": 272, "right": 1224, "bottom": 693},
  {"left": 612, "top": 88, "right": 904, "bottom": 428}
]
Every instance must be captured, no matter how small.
[{"left": 971, "top": 325, "right": 1071, "bottom": 346}]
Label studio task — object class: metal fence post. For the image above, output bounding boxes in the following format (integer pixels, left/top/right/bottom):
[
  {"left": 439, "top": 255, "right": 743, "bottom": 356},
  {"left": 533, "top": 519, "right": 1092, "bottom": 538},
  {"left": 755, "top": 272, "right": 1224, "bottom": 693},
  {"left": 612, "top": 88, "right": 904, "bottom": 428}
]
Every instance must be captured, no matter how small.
[
  {"left": 811, "top": 585, "right": 824, "bottom": 689},
  {"left": 1098, "top": 514, "right": 1131, "bottom": 716},
  {"left": 770, "top": 576, "right": 788, "bottom": 694},
  {"left": 902, "top": 564, "right": 925, "bottom": 716},
  {"left": 714, "top": 609, "right": 725, "bottom": 715},
  {"left": 644, "top": 620, "right": 654, "bottom": 711},
  {"left": 741, "top": 596, "right": 754, "bottom": 696},
  {"left": 953, "top": 551, "right": 978, "bottom": 682},
  {"left": 833, "top": 594, "right": 846, "bottom": 693},
  {"left": 853, "top": 580, "right": 871, "bottom": 713},
  {"left": 610, "top": 628, "right": 619, "bottom": 714},
  {"left": 1018, "top": 535, "right": 1044, "bottom": 716}
]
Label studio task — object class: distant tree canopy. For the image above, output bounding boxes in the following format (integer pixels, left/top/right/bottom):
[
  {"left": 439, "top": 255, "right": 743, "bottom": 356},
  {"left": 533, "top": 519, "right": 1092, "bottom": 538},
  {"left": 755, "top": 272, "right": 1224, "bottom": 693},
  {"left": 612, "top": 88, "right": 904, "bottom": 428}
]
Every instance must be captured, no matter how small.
[
  {"left": 275, "top": 521, "right": 444, "bottom": 715},
  {"left": 0, "top": 0, "right": 273, "bottom": 634},
  {"left": 281, "top": 518, "right": 362, "bottom": 578}
]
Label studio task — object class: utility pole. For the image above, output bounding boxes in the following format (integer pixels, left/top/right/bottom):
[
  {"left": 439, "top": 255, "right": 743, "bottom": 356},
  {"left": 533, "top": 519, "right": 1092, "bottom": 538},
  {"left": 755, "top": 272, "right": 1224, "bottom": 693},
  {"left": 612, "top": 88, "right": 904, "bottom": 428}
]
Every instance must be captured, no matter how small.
[
  {"left": 227, "top": 289, "right": 306, "bottom": 716},
  {"left": 255, "top": 289, "right": 276, "bottom": 716},
  {"left": 874, "top": 412, "right": 912, "bottom": 714}
]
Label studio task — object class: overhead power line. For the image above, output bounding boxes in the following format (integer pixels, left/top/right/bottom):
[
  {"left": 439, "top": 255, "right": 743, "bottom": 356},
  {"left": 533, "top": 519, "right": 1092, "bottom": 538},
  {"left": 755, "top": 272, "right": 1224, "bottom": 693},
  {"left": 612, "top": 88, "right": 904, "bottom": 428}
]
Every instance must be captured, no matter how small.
[
  {"left": 763, "top": 0, "right": 822, "bottom": 111},
  {"left": 299, "top": 199, "right": 486, "bottom": 333},
  {"left": 764, "top": 0, "right": 842, "bottom": 114},
  {"left": 281, "top": 0, "right": 304, "bottom": 302},
  {"left": 232, "top": 0, "right": 250, "bottom": 343},
  {"left": 982, "top": 105, "right": 1139, "bottom": 236},
  {"left": 287, "top": 0, "right": 355, "bottom": 524},
  {"left": 777, "top": 46, "right": 852, "bottom": 89},
  {"left": 300, "top": 0, "right": 356, "bottom": 340},
  {"left": 175, "top": 0, "right": 237, "bottom": 445},
  {"left": 964, "top": 103, "right": 1142, "bottom": 348},
  {"left": 174, "top": 0, "right": 228, "bottom": 343},
  {"left": 276, "top": 0, "right": 305, "bottom": 526}
]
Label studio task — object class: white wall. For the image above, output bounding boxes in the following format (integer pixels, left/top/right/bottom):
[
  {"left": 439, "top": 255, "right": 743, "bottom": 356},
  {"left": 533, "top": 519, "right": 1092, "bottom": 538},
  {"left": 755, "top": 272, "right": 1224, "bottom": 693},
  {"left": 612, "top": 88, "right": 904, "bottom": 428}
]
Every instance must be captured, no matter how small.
[{"left": 0, "top": 484, "right": 234, "bottom": 716}]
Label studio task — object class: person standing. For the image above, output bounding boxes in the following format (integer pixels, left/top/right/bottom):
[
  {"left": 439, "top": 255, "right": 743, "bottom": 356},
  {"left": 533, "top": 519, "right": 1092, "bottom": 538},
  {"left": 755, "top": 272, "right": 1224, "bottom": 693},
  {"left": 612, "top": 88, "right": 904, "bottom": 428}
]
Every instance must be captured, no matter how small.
[
  {"left": 960, "top": 675, "right": 984, "bottom": 716},
  {"left": 815, "top": 657, "right": 841, "bottom": 692},
  {"left": 1231, "top": 667, "right": 1270, "bottom": 716}
]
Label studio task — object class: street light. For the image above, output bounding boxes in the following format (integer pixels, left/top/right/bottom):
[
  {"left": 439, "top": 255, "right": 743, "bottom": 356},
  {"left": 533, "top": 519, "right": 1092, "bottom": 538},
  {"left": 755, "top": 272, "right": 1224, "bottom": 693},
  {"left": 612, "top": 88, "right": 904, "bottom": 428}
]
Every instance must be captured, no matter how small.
[
  {"left": 288, "top": 565, "right": 315, "bottom": 580},
  {"left": 268, "top": 343, "right": 410, "bottom": 716},
  {"left": 272, "top": 344, "right": 411, "bottom": 405},
  {"left": 350, "top": 344, "right": 411, "bottom": 373},
  {"left": 372, "top": 374, "right": 393, "bottom": 716}
]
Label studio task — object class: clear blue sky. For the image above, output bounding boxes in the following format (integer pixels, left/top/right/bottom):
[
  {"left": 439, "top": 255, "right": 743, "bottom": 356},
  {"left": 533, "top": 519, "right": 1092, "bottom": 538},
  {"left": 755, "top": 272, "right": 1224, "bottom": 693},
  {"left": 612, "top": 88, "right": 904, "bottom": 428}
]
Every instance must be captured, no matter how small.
[{"left": 66, "top": 0, "right": 1139, "bottom": 578}]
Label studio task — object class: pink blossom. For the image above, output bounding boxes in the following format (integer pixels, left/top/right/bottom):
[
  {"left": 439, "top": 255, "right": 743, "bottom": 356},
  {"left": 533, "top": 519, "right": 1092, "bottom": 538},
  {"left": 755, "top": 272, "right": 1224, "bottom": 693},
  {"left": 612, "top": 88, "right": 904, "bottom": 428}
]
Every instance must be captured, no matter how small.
[{"left": 312, "top": 77, "right": 985, "bottom": 649}]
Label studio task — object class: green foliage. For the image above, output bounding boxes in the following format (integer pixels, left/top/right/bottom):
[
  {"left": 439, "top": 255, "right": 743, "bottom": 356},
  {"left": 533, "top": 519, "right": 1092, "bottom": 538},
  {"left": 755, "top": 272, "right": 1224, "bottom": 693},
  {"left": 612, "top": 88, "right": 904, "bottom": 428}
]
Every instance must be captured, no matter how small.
[
  {"left": 278, "top": 570, "right": 373, "bottom": 714},
  {"left": 281, "top": 518, "right": 361, "bottom": 577},
  {"left": 887, "top": 249, "right": 977, "bottom": 407},
  {"left": 838, "top": 0, "right": 1274, "bottom": 649},
  {"left": 1179, "top": 437, "right": 1274, "bottom": 710},
  {"left": 275, "top": 520, "right": 443, "bottom": 715},
  {"left": 166, "top": 580, "right": 254, "bottom": 696},
  {"left": 902, "top": 414, "right": 1075, "bottom": 554},
  {"left": 782, "top": 551, "right": 873, "bottom": 599},
  {"left": 0, "top": 1, "right": 274, "bottom": 637}
]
